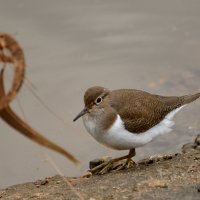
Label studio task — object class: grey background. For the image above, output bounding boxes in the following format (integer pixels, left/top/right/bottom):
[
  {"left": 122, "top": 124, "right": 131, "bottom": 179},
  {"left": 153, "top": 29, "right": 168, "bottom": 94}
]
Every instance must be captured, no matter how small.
[{"left": 0, "top": 0, "right": 200, "bottom": 188}]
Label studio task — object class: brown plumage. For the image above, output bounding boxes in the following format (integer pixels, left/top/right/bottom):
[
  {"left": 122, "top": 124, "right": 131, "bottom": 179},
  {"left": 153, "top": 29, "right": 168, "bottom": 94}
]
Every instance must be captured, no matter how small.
[
  {"left": 110, "top": 89, "right": 200, "bottom": 133},
  {"left": 74, "top": 86, "right": 200, "bottom": 174},
  {"left": 83, "top": 86, "right": 200, "bottom": 133}
]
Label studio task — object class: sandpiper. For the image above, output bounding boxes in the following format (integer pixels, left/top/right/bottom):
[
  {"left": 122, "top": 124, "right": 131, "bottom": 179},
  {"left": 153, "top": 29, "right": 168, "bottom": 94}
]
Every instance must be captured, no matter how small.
[{"left": 73, "top": 86, "right": 200, "bottom": 173}]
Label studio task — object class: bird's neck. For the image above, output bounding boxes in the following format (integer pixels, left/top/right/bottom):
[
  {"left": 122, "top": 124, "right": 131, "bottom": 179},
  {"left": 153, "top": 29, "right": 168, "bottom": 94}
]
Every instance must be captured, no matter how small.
[{"left": 82, "top": 106, "right": 117, "bottom": 134}]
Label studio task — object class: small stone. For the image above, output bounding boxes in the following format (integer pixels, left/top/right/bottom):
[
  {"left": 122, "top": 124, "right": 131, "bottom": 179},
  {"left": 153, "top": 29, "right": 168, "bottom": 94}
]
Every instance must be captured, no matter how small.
[
  {"left": 147, "top": 159, "right": 154, "bottom": 164},
  {"left": 40, "top": 179, "right": 48, "bottom": 185},
  {"left": 56, "top": 181, "right": 61, "bottom": 184},
  {"left": 194, "top": 154, "right": 200, "bottom": 160},
  {"left": 100, "top": 186, "right": 108, "bottom": 190},
  {"left": 138, "top": 158, "right": 154, "bottom": 165},
  {"left": 144, "top": 179, "right": 168, "bottom": 188},
  {"left": 0, "top": 191, "right": 5, "bottom": 198},
  {"left": 197, "top": 184, "right": 200, "bottom": 192},
  {"left": 182, "top": 143, "right": 197, "bottom": 153},
  {"left": 195, "top": 135, "right": 200, "bottom": 145},
  {"left": 158, "top": 183, "right": 168, "bottom": 188},
  {"left": 132, "top": 187, "right": 138, "bottom": 192},
  {"left": 34, "top": 179, "right": 48, "bottom": 187},
  {"left": 82, "top": 171, "right": 92, "bottom": 178},
  {"left": 195, "top": 146, "right": 200, "bottom": 151},
  {"left": 160, "top": 154, "right": 173, "bottom": 161}
]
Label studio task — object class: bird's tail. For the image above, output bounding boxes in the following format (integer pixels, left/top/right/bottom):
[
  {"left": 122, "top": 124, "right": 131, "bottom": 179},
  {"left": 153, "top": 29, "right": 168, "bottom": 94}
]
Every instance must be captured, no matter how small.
[
  {"left": 181, "top": 93, "right": 200, "bottom": 105},
  {"left": 158, "top": 92, "right": 200, "bottom": 111}
]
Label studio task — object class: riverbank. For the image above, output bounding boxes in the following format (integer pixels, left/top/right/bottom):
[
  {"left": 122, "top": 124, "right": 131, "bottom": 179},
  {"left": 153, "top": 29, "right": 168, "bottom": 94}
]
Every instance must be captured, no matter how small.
[{"left": 0, "top": 135, "right": 200, "bottom": 200}]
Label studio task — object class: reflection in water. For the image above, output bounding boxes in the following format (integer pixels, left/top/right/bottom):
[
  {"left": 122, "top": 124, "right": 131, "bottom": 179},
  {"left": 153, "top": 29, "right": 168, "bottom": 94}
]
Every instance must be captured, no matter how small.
[{"left": 0, "top": 0, "right": 200, "bottom": 188}]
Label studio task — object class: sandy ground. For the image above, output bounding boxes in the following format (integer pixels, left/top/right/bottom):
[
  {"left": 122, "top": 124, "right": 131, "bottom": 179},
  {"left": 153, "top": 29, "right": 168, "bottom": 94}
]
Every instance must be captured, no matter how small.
[
  {"left": 1, "top": 0, "right": 200, "bottom": 188},
  {"left": 0, "top": 136, "right": 200, "bottom": 199}
]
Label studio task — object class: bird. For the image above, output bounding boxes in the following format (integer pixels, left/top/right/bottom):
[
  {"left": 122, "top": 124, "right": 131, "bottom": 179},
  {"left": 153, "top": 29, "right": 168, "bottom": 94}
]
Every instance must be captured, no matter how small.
[{"left": 73, "top": 86, "right": 200, "bottom": 174}]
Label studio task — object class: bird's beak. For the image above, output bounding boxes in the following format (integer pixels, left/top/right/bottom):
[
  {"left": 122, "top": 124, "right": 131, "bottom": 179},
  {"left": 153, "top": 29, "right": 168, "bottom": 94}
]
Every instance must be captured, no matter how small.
[{"left": 73, "top": 107, "right": 88, "bottom": 122}]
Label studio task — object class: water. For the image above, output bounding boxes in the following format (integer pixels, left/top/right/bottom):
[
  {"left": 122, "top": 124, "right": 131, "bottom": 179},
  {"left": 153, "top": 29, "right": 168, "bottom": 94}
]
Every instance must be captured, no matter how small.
[{"left": 0, "top": 0, "right": 200, "bottom": 188}]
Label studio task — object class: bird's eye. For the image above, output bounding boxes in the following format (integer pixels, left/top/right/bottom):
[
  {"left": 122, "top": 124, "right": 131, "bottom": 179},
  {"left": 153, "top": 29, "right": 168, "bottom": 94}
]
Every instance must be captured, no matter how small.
[{"left": 95, "top": 97, "right": 102, "bottom": 105}]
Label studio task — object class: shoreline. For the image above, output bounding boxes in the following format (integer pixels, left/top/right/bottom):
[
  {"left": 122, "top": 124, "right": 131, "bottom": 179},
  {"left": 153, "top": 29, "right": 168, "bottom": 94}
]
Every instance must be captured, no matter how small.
[{"left": 0, "top": 135, "right": 200, "bottom": 199}]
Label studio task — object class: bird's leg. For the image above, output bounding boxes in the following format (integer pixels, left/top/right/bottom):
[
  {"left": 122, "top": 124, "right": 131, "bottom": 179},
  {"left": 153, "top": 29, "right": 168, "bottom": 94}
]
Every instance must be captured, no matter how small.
[{"left": 89, "top": 149, "right": 136, "bottom": 175}]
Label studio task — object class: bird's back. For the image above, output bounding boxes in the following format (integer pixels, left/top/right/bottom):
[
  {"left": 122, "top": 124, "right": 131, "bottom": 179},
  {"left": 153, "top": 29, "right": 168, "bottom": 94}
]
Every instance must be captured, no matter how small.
[{"left": 110, "top": 89, "right": 200, "bottom": 133}]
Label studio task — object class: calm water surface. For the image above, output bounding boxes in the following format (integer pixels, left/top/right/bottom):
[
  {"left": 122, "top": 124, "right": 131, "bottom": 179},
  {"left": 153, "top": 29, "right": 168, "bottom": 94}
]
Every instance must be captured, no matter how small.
[{"left": 0, "top": 0, "right": 200, "bottom": 188}]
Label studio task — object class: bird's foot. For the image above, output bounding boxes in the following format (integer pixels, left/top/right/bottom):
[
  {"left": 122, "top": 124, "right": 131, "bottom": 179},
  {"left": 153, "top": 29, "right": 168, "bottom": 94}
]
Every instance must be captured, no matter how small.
[
  {"left": 89, "top": 157, "right": 136, "bottom": 175},
  {"left": 113, "top": 159, "right": 135, "bottom": 171}
]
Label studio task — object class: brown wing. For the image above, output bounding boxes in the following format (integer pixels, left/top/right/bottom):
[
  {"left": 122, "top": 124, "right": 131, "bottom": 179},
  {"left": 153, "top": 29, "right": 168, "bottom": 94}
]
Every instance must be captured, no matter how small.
[
  {"left": 110, "top": 89, "right": 200, "bottom": 133},
  {"left": 110, "top": 89, "right": 175, "bottom": 133}
]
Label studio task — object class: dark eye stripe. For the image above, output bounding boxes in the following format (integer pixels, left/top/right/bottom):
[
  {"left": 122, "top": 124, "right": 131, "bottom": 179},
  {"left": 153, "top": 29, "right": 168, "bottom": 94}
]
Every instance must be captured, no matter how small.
[{"left": 102, "top": 92, "right": 109, "bottom": 99}]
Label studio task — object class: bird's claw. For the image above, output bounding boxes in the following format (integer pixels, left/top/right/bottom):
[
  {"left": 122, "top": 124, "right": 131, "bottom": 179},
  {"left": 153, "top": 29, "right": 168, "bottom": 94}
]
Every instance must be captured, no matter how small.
[{"left": 89, "top": 157, "right": 136, "bottom": 175}]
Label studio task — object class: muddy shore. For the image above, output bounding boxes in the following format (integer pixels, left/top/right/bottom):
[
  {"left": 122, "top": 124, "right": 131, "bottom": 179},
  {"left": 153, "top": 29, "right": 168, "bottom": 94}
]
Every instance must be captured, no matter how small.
[
  {"left": 1, "top": 1, "right": 200, "bottom": 187},
  {"left": 0, "top": 135, "right": 199, "bottom": 200}
]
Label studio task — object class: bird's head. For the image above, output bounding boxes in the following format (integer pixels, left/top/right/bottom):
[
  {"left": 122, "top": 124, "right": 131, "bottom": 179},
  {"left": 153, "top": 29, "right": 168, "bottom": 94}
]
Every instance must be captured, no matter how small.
[{"left": 73, "top": 86, "right": 110, "bottom": 121}]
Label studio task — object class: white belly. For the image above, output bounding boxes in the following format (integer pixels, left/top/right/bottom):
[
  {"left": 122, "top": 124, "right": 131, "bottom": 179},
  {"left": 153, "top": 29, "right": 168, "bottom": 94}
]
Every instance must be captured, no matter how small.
[{"left": 82, "top": 106, "right": 184, "bottom": 150}]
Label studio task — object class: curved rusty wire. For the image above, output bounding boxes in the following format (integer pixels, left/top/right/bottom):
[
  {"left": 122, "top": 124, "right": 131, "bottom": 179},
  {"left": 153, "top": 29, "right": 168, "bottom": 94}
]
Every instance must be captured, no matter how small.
[
  {"left": 0, "top": 33, "right": 25, "bottom": 110},
  {"left": 0, "top": 33, "right": 79, "bottom": 165}
]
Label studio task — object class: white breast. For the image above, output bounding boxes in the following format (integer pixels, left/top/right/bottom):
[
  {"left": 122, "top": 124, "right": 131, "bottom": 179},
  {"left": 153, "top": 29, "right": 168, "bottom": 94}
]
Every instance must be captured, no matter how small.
[{"left": 83, "top": 106, "right": 185, "bottom": 150}]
